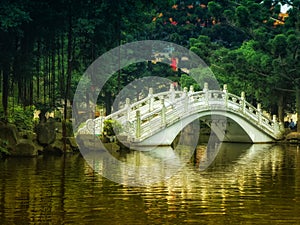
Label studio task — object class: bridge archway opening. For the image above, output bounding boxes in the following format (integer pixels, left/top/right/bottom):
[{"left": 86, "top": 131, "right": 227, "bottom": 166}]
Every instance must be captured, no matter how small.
[
  {"left": 199, "top": 116, "right": 253, "bottom": 143},
  {"left": 149, "top": 109, "right": 273, "bottom": 148},
  {"left": 171, "top": 115, "right": 252, "bottom": 149}
]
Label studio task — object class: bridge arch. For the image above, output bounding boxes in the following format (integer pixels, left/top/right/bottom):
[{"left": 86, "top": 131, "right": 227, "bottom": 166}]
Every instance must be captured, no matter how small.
[{"left": 133, "top": 109, "right": 275, "bottom": 146}]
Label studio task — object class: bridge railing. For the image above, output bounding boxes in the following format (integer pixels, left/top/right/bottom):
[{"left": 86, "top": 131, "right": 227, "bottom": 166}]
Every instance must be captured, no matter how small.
[
  {"left": 78, "top": 83, "right": 282, "bottom": 141},
  {"left": 226, "top": 92, "right": 277, "bottom": 134},
  {"left": 88, "top": 86, "right": 185, "bottom": 135},
  {"left": 135, "top": 88, "right": 281, "bottom": 142}
]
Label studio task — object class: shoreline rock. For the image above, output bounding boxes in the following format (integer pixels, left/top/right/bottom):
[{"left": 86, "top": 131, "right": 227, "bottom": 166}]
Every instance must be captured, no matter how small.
[
  {"left": 10, "top": 139, "right": 39, "bottom": 157},
  {"left": 1, "top": 121, "right": 300, "bottom": 158},
  {"left": 286, "top": 132, "right": 300, "bottom": 144}
]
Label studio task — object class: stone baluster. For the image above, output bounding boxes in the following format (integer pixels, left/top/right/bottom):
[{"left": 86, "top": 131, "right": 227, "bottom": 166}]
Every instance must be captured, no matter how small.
[
  {"left": 257, "top": 103, "right": 262, "bottom": 125},
  {"left": 136, "top": 110, "right": 141, "bottom": 138},
  {"left": 189, "top": 85, "right": 194, "bottom": 94},
  {"left": 161, "top": 98, "right": 166, "bottom": 126},
  {"left": 240, "top": 91, "right": 246, "bottom": 114},
  {"left": 223, "top": 84, "right": 228, "bottom": 108},
  {"left": 125, "top": 98, "right": 131, "bottom": 121},
  {"left": 272, "top": 115, "right": 279, "bottom": 132},
  {"left": 203, "top": 82, "right": 209, "bottom": 106},
  {"left": 148, "top": 88, "right": 154, "bottom": 112},
  {"left": 203, "top": 82, "right": 209, "bottom": 92},
  {"left": 189, "top": 85, "right": 194, "bottom": 102},
  {"left": 101, "top": 116, "right": 105, "bottom": 134},
  {"left": 183, "top": 87, "right": 188, "bottom": 112},
  {"left": 169, "top": 83, "right": 175, "bottom": 103}
]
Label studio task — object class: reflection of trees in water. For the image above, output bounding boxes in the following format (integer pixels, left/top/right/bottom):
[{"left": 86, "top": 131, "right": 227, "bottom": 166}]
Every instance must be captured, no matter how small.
[
  {"left": 194, "top": 142, "right": 221, "bottom": 170},
  {"left": 195, "top": 144, "right": 285, "bottom": 177}
]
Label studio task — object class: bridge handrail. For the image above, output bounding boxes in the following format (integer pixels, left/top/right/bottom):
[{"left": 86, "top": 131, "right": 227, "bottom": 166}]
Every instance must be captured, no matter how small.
[
  {"left": 137, "top": 90, "right": 278, "bottom": 141},
  {"left": 226, "top": 92, "right": 275, "bottom": 132},
  {"left": 104, "top": 90, "right": 180, "bottom": 120},
  {"left": 78, "top": 84, "right": 282, "bottom": 141}
]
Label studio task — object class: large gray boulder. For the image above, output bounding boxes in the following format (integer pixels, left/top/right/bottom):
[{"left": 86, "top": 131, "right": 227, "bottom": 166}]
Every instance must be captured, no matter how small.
[
  {"left": 0, "top": 122, "right": 19, "bottom": 147},
  {"left": 67, "top": 137, "right": 79, "bottom": 151},
  {"left": 76, "top": 134, "right": 103, "bottom": 152},
  {"left": 36, "top": 121, "right": 56, "bottom": 145},
  {"left": 10, "top": 139, "right": 38, "bottom": 157},
  {"left": 286, "top": 132, "right": 300, "bottom": 144},
  {"left": 44, "top": 139, "right": 72, "bottom": 155}
]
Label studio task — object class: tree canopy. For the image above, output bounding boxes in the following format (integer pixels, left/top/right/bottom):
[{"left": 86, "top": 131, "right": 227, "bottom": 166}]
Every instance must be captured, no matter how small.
[{"left": 0, "top": 0, "right": 299, "bottom": 131}]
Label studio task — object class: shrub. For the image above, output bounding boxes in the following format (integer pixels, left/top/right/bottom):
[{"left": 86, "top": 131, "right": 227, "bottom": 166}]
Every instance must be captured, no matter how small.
[
  {"left": 0, "top": 105, "right": 35, "bottom": 131},
  {"left": 103, "top": 119, "right": 122, "bottom": 136}
]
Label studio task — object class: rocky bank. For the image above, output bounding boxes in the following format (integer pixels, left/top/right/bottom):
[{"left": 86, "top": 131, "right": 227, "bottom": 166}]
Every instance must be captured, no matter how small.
[{"left": 0, "top": 120, "right": 78, "bottom": 157}]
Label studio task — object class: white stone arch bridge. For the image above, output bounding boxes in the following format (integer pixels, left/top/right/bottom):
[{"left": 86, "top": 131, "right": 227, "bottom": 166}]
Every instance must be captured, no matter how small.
[{"left": 77, "top": 83, "right": 284, "bottom": 146}]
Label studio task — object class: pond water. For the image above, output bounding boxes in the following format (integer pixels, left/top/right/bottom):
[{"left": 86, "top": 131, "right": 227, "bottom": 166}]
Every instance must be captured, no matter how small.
[{"left": 0, "top": 143, "right": 300, "bottom": 224}]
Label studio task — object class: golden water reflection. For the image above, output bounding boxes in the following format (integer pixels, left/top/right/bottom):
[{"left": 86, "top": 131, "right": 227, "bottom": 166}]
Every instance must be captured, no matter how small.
[{"left": 0, "top": 143, "right": 300, "bottom": 224}]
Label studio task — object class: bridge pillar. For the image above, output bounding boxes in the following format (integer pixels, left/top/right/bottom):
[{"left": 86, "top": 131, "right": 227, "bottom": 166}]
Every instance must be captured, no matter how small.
[
  {"left": 148, "top": 88, "right": 154, "bottom": 112},
  {"left": 136, "top": 110, "right": 141, "bottom": 138}
]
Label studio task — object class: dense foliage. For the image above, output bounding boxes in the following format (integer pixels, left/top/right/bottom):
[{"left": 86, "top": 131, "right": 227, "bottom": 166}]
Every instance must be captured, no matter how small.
[{"left": 0, "top": 0, "right": 299, "bottom": 131}]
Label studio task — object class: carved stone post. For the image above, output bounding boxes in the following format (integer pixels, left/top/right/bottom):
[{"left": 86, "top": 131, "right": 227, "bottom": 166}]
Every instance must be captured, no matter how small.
[
  {"left": 272, "top": 114, "right": 279, "bottom": 133},
  {"left": 99, "top": 116, "right": 105, "bottom": 134},
  {"left": 203, "top": 82, "right": 209, "bottom": 92},
  {"left": 223, "top": 84, "right": 228, "bottom": 108},
  {"left": 136, "top": 110, "right": 141, "bottom": 138},
  {"left": 183, "top": 87, "right": 188, "bottom": 112},
  {"left": 169, "top": 83, "right": 175, "bottom": 103},
  {"left": 189, "top": 85, "right": 194, "bottom": 93},
  {"left": 240, "top": 91, "right": 246, "bottom": 114},
  {"left": 148, "top": 87, "right": 154, "bottom": 112},
  {"left": 203, "top": 82, "right": 209, "bottom": 107},
  {"left": 125, "top": 98, "right": 131, "bottom": 121},
  {"left": 257, "top": 103, "right": 262, "bottom": 125},
  {"left": 161, "top": 98, "right": 166, "bottom": 125},
  {"left": 189, "top": 85, "right": 194, "bottom": 102}
]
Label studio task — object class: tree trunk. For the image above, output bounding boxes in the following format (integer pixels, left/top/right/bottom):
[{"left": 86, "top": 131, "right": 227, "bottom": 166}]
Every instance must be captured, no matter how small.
[
  {"left": 29, "top": 77, "right": 33, "bottom": 106},
  {"left": 105, "top": 90, "right": 112, "bottom": 115},
  {"left": 2, "top": 63, "right": 9, "bottom": 120},
  {"left": 277, "top": 94, "right": 284, "bottom": 123},
  {"left": 43, "top": 56, "right": 47, "bottom": 104},
  {"left": 60, "top": 35, "right": 65, "bottom": 100},
  {"left": 51, "top": 46, "right": 56, "bottom": 107},
  {"left": 296, "top": 87, "right": 300, "bottom": 133},
  {"left": 48, "top": 54, "right": 51, "bottom": 105},
  {"left": 62, "top": 5, "right": 73, "bottom": 153},
  {"left": 36, "top": 40, "right": 41, "bottom": 102}
]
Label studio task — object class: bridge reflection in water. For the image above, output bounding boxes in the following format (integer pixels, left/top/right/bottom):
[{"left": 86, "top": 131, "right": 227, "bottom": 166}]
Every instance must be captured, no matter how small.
[
  {"left": 84, "top": 142, "right": 282, "bottom": 186},
  {"left": 1, "top": 144, "right": 299, "bottom": 224}
]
